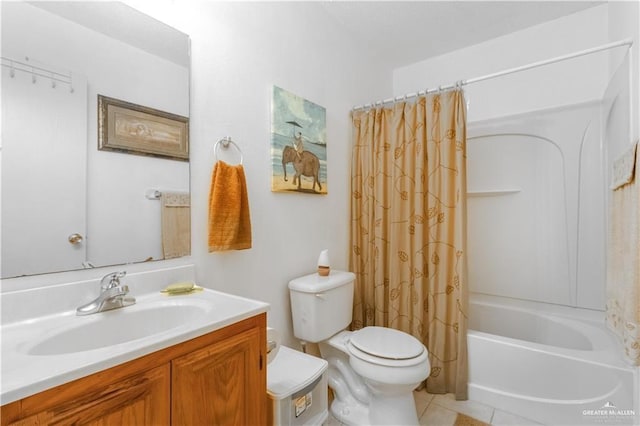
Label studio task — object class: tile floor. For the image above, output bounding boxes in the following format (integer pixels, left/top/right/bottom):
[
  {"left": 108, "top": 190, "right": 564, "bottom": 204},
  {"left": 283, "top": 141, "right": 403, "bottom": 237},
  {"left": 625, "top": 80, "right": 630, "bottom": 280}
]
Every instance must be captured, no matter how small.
[
  {"left": 326, "top": 391, "right": 541, "bottom": 426},
  {"left": 414, "top": 392, "right": 541, "bottom": 425}
]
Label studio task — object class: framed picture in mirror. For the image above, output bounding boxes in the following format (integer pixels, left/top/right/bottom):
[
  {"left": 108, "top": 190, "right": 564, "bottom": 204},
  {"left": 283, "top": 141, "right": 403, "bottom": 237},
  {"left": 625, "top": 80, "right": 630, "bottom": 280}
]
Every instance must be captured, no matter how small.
[{"left": 98, "top": 95, "right": 189, "bottom": 161}]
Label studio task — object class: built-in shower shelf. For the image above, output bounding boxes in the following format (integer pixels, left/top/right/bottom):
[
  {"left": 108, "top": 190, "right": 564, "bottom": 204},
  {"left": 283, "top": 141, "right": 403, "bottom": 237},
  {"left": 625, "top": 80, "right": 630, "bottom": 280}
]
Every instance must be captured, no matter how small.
[{"left": 466, "top": 188, "right": 522, "bottom": 197}]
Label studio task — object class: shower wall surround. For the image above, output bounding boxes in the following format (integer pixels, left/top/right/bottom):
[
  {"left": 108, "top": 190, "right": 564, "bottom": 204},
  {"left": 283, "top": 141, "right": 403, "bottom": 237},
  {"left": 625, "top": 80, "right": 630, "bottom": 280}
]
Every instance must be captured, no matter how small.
[{"left": 466, "top": 103, "right": 604, "bottom": 309}]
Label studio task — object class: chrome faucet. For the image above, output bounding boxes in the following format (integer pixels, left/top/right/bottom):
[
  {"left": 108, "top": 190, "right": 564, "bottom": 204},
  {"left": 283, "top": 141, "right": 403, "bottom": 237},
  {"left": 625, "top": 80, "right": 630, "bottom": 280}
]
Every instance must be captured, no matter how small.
[{"left": 76, "top": 271, "right": 136, "bottom": 316}]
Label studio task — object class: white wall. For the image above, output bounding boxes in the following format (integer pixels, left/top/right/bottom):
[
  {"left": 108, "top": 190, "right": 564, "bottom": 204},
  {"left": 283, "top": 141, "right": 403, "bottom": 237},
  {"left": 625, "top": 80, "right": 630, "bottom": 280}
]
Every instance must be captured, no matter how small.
[
  {"left": 393, "top": 5, "right": 610, "bottom": 122},
  {"left": 2, "top": 1, "right": 392, "bottom": 348},
  {"left": 140, "top": 1, "right": 391, "bottom": 348}
]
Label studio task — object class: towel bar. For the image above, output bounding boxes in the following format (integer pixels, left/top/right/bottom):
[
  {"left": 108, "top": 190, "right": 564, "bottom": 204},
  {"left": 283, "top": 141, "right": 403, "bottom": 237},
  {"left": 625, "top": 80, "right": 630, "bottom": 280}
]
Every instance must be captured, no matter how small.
[{"left": 214, "top": 136, "right": 243, "bottom": 165}]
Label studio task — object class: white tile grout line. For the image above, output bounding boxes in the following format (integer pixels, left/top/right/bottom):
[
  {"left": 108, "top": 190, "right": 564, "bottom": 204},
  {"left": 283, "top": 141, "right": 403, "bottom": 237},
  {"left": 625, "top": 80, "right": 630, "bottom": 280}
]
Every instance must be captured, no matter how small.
[{"left": 428, "top": 395, "right": 496, "bottom": 425}]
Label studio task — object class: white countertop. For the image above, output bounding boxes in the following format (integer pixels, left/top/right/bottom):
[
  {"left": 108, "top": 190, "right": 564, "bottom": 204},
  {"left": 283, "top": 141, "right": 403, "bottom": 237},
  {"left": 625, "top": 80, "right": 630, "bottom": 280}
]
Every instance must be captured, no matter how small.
[{"left": 1, "top": 288, "right": 269, "bottom": 404}]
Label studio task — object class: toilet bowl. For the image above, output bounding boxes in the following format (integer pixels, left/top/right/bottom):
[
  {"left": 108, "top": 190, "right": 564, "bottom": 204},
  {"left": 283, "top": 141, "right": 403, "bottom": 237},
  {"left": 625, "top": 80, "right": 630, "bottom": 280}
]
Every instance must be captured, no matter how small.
[
  {"left": 289, "top": 271, "right": 430, "bottom": 425},
  {"left": 348, "top": 326, "right": 430, "bottom": 386},
  {"left": 347, "top": 326, "right": 430, "bottom": 425}
]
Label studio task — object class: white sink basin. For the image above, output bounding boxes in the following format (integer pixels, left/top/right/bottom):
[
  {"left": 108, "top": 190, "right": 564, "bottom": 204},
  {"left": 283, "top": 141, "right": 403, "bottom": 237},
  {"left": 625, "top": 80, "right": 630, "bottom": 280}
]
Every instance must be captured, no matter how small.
[{"left": 25, "top": 300, "right": 210, "bottom": 355}]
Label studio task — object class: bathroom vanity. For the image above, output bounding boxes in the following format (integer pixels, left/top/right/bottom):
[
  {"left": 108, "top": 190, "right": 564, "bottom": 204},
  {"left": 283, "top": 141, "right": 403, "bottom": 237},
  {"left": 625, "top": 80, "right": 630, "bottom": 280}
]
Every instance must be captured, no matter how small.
[
  {"left": 1, "top": 314, "right": 266, "bottom": 425},
  {"left": 0, "top": 267, "right": 270, "bottom": 426}
]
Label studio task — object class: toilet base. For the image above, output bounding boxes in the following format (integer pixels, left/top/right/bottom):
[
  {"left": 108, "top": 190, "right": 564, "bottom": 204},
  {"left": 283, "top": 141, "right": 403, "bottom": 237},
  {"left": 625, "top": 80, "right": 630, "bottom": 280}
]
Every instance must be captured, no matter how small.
[
  {"left": 330, "top": 391, "right": 420, "bottom": 426},
  {"left": 330, "top": 398, "right": 369, "bottom": 426},
  {"left": 368, "top": 390, "right": 420, "bottom": 425}
]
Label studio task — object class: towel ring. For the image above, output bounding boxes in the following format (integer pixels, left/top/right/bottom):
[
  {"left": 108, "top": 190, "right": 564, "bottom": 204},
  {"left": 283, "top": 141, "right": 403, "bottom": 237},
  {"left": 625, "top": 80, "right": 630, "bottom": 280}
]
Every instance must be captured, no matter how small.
[{"left": 214, "top": 137, "right": 243, "bottom": 165}]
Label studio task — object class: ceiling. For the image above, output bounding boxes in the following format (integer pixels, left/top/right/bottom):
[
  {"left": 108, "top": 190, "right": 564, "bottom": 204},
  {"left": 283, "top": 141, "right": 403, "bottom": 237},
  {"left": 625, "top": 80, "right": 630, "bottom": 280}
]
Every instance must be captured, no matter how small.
[
  {"left": 29, "top": 1, "right": 189, "bottom": 67},
  {"left": 319, "top": 1, "right": 603, "bottom": 68},
  {"left": 30, "top": 1, "right": 602, "bottom": 71}
]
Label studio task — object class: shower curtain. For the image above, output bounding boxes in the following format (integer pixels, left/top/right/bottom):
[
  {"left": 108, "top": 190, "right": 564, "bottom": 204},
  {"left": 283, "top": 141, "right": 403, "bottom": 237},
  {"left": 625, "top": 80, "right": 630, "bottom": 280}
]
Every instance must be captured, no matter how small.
[
  {"left": 606, "top": 141, "right": 640, "bottom": 366},
  {"left": 350, "top": 90, "right": 468, "bottom": 399}
]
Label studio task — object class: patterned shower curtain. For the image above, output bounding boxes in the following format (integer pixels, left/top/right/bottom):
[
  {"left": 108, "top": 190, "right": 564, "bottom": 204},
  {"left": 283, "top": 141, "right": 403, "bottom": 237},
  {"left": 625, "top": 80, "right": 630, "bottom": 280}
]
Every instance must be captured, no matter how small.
[
  {"left": 350, "top": 90, "right": 468, "bottom": 399},
  {"left": 606, "top": 141, "right": 640, "bottom": 366}
]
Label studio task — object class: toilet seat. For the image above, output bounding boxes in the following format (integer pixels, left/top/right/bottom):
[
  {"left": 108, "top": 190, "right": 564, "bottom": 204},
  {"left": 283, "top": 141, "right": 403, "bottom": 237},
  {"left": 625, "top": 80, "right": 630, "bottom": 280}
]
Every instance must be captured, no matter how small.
[{"left": 347, "top": 326, "right": 427, "bottom": 367}]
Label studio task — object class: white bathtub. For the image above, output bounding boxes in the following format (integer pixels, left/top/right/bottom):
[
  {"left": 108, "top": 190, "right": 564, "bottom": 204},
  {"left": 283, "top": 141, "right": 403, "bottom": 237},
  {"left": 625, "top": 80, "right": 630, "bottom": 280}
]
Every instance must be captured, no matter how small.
[{"left": 468, "top": 294, "right": 638, "bottom": 425}]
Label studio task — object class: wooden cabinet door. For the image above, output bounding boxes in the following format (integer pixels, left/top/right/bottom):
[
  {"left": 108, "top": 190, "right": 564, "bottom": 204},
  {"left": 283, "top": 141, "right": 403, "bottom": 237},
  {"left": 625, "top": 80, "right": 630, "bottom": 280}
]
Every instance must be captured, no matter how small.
[
  {"left": 172, "top": 325, "right": 266, "bottom": 426},
  {"left": 5, "top": 364, "right": 170, "bottom": 426}
]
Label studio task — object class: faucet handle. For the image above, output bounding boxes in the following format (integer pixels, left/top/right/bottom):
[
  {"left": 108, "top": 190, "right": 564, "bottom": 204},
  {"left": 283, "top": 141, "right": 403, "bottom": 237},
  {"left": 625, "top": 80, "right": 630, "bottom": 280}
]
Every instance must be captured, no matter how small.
[{"left": 100, "top": 271, "right": 127, "bottom": 290}]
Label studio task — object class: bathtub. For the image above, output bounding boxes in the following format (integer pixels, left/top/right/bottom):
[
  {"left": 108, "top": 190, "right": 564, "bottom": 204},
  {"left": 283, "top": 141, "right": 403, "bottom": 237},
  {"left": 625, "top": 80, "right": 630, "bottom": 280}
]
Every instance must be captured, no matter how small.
[{"left": 468, "top": 294, "right": 638, "bottom": 425}]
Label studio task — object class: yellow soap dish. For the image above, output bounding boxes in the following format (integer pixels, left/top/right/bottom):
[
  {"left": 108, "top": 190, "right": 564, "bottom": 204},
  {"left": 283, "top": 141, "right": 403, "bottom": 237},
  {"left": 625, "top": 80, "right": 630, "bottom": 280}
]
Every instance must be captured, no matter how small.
[{"left": 160, "top": 281, "right": 204, "bottom": 295}]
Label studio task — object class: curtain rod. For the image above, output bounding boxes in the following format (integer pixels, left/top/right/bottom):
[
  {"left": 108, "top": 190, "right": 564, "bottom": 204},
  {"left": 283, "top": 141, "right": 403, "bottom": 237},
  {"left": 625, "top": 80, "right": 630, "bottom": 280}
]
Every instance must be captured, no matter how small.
[{"left": 352, "top": 38, "right": 634, "bottom": 111}]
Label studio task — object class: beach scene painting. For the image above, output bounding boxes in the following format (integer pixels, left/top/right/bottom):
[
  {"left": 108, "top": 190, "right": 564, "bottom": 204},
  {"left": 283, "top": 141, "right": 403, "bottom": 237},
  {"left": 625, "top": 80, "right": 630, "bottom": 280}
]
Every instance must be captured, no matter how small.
[{"left": 271, "top": 86, "right": 327, "bottom": 194}]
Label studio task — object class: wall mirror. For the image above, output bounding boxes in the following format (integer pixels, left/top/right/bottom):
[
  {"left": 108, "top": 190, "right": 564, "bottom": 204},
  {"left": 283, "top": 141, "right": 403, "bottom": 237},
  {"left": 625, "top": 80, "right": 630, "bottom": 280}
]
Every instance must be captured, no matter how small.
[{"left": 1, "top": 1, "right": 191, "bottom": 278}]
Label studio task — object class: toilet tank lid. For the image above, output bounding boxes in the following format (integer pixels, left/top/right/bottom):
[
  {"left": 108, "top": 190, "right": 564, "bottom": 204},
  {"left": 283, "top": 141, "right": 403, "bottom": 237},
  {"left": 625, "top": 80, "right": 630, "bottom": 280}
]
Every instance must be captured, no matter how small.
[{"left": 288, "top": 270, "right": 355, "bottom": 293}]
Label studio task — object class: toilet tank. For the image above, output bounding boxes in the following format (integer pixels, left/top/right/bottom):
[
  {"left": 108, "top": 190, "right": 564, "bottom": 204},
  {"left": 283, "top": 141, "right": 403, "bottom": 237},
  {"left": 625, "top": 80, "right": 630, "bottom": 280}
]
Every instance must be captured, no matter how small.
[{"left": 289, "top": 270, "right": 355, "bottom": 343}]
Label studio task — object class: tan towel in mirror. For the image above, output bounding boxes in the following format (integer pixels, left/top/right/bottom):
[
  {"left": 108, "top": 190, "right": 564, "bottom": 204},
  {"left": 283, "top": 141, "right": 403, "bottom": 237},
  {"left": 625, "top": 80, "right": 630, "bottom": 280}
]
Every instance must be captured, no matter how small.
[
  {"left": 208, "top": 161, "right": 252, "bottom": 251},
  {"left": 161, "top": 192, "right": 191, "bottom": 259}
]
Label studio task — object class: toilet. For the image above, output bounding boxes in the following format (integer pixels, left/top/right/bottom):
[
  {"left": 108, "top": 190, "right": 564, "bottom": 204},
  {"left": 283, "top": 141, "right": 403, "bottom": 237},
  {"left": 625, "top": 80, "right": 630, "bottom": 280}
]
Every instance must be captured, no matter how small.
[{"left": 289, "top": 270, "right": 430, "bottom": 426}]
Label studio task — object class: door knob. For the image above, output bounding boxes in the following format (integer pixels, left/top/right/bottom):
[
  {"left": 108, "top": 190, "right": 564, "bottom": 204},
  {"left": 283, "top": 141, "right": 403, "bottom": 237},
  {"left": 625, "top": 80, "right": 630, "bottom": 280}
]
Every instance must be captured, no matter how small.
[{"left": 68, "top": 233, "right": 84, "bottom": 245}]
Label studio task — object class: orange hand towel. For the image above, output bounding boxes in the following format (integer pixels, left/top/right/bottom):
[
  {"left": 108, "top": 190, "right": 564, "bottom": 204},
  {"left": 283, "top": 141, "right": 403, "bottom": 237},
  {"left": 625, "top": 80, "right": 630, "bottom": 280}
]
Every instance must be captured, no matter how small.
[{"left": 208, "top": 161, "right": 252, "bottom": 251}]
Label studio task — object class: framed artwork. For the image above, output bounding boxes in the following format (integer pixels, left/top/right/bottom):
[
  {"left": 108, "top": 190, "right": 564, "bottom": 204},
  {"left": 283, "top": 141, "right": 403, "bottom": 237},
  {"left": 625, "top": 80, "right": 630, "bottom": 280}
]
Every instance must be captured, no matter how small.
[
  {"left": 98, "top": 95, "right": 189, "bottom": 161},
  {"left": 271, "top": 86, "right": 327, "bottom": 194}
]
